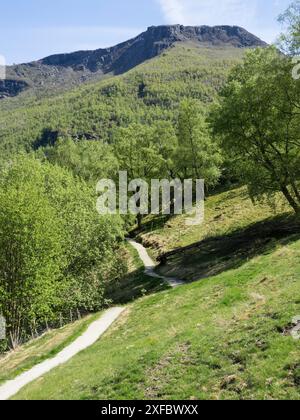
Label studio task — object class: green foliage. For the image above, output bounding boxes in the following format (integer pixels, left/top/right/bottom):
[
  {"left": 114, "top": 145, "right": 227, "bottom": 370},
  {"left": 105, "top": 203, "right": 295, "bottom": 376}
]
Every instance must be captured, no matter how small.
[
  {"left": 0, "top": 162, "right": 63, "bottom": 348},
  {"left": 0, "top": 45, "right": 244, "bottom": 159},
  {"left": 40, "top": 137, "right": 119, "bottom": 183},
  {"left": 176, "top": 99, "right": 222, "bottom": 186},
  {"left": 0, "top": 156, "right": 126, "bottom": 349},
  {"left": 278, "top": 0, "right": 300, "bottom": 55},
  {"left": 211, "top": 47, "right": 300, "bottom": 213},
  {"left": 113, "top": 122, "right": 175, "bottom": 228},
  {"left": 113, "top": 123, "right": 166, "bottom": 181}
]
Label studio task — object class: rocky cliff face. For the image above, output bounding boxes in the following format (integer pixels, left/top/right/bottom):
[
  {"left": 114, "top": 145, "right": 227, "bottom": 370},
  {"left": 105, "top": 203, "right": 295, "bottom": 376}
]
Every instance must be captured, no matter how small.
[
  {"left": 40, "top": 25, "right": 266, "bottom": 74},
  {"left": 1, "top": 25, "right": 267, "bottom": 99},
  {"left": 0, "top": 79, "right": 29, "bottom": 99}
]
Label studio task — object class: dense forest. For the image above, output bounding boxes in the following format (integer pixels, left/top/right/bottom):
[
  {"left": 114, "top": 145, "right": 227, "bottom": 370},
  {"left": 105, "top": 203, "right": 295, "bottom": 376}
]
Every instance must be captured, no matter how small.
[{"left": 0, "top": 1, "right": 299, "bottom": 354}]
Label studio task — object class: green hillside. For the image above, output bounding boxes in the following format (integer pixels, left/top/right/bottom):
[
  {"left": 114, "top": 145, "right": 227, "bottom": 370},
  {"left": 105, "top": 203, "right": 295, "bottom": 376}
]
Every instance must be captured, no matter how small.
[
  {"left": 1, "top": 13, "right": 299, "bottom": 401},
  {"left": 0, "top": 44, "right": 243, "bottom": 159},
  {"left": 3, "top": 185, "right": 298, "bottom": 400},
  {"left": 13, "top": 222, "right": 300, "bottom": 400},
  {"left": 137, "top": 187, "right": 293, "bottom": 281}
]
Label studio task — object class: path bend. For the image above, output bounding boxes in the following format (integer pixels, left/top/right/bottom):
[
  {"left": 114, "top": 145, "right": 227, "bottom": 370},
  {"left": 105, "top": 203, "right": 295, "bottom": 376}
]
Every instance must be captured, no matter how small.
[
  {"left": 127, "top": 239, "right": 184, "bottom": 288},
  {"left": 0, "top": 239, "right": 183, "bottom": 400}
]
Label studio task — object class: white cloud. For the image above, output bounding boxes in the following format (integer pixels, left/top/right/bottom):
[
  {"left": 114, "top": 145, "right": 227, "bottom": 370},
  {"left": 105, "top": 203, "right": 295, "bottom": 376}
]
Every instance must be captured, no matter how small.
[
  {"left": 157, "top": 0, "right": 187, "bottom": 24},
  {"left": 157, "top": 0, "right": 258, "bottom": 27},
  {"left": 156, "top": 0, "right": 283, "bottom": 43}
]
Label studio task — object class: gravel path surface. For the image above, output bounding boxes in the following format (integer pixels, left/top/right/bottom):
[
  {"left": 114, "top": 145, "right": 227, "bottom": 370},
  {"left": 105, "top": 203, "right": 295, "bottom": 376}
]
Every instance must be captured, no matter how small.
[
  {"left": 0, "top": 307, "right": 125, "bottom": 400},
  {"left": 127, "top": 239, "right": 184, "bottom": 287}
]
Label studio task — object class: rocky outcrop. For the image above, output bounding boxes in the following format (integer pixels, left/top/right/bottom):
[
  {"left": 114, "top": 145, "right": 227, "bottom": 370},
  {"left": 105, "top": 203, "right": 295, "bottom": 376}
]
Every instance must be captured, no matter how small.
[
  {"left": 0, "top": 79, "right": 29, "bottom": 99},
  {"left": 39, "top": 25, "right": 266, "bottom": 74}
]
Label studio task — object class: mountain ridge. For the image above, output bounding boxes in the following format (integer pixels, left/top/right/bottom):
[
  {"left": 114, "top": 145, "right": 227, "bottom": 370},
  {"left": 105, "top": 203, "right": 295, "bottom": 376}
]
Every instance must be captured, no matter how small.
[
  {"left": 2, "top": 25, "right": 267, "bottom": 99},
  {"left": 38, "top": 25, "right": 266, "bottom": 71}
]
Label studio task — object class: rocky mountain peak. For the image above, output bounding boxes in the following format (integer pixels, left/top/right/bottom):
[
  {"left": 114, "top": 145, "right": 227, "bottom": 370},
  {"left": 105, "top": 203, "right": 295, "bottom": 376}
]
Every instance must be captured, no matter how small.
[
  {"left": 2, "top": 25, "right": 267, "bottom": 99},
  {"left": 144, "top": 25, "right": 267, "bottom": 48}
]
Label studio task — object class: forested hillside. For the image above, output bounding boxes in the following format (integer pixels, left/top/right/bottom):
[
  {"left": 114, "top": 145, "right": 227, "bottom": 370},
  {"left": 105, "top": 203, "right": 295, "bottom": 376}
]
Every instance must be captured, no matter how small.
[
  {"left": 0, "top": 44, "right": 244, "bottom": 159},
  {"left": 0, "top": 40, "right": 247, "bottom": 351}
]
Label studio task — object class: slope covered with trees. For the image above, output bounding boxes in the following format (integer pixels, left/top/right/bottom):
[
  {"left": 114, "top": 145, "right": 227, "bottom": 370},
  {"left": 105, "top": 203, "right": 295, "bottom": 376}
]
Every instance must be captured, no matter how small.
[
  {"left": 0, "top": 42, "right": 245, "bottom": 353},
  {"left": 0, "top": 44, "right": 244, "bottom": 159}
]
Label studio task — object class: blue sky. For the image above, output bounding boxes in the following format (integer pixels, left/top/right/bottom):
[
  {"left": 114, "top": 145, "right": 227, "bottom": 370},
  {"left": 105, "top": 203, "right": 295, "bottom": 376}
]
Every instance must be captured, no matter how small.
[{"left": 0, "top": 0, "right": 292, "bottom": 64}]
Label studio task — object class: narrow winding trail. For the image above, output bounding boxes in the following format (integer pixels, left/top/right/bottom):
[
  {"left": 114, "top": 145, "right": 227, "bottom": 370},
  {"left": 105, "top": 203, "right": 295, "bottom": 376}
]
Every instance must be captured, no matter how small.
[
  {"left": 0, "top": 239, "right": 181, "bottom": 400},
  {"left": 0, "top": 307, "right": 125, "bottom": 401},
  {"left": 127, "top": 239, "right": 184, "bottom": 287}
]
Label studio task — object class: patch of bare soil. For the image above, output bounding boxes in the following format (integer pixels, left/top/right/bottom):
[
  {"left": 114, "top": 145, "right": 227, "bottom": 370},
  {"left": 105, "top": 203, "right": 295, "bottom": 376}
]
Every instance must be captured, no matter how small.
[
  {"left": 140, "top": 234, "right": 168, "bottom": 256},
  {"left": 143, "top": 342, "right": 192, "bottom": 399}
]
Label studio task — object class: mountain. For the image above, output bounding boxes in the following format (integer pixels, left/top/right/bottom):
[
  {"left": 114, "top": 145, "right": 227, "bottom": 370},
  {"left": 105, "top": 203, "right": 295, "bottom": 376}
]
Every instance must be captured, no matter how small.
[
  {"left": 2, "top": 25, "right": 266, "bottom": 99},
  {"left": 0, "top": 34, "right": 260, "bottom": 158}
]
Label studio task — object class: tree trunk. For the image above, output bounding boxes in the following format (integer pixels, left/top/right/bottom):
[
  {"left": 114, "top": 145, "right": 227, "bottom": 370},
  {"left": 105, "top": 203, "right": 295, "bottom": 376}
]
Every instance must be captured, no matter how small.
[
  {"left": 281, "top": 185, "right": 300, "bottom": 214},
  {"left": 170, "top": 187, "right": 175, "bottom": 215},
  {"left": 137, "top": 214, "right": 143, "bottom": 230},
  {"left": 290, "top": 181, "right": 300, "bottom": 204}
]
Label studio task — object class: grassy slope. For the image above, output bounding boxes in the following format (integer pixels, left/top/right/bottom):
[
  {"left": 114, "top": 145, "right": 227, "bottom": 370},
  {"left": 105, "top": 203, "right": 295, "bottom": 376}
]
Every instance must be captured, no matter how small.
[
  {"left": 137, "top": 187, "right": 292, "bottom": 282},
  {"left": 138, "top": 187, "right": 288, "bottom": 254},
  {"left": 0, "top": 313, "right": 101, "bottom": 385},
  {"left": 0, "top": 245, "right": 165, "bottom": 385},
  {"left": 13, "top": 232, "right": 300, "bottom": 400}
]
